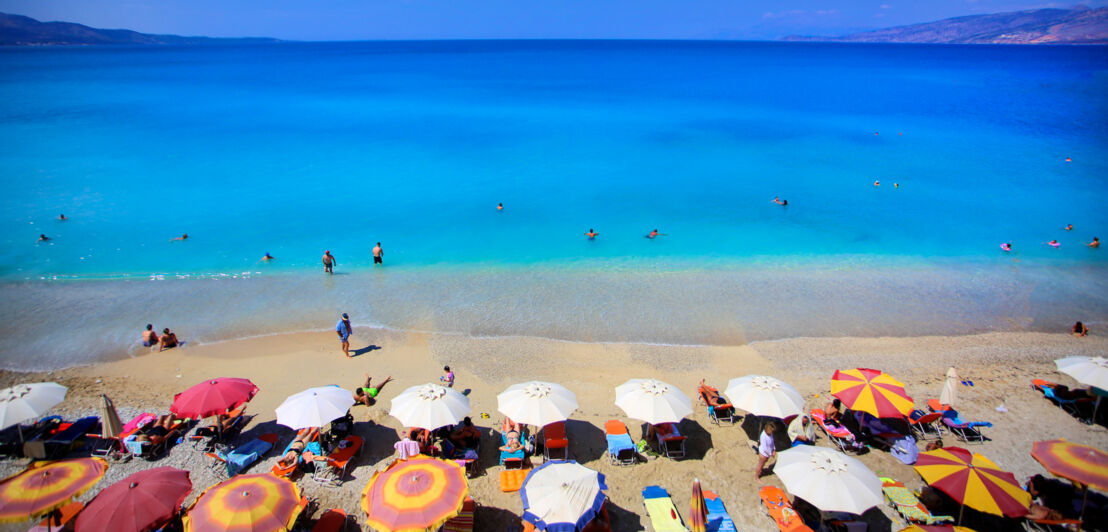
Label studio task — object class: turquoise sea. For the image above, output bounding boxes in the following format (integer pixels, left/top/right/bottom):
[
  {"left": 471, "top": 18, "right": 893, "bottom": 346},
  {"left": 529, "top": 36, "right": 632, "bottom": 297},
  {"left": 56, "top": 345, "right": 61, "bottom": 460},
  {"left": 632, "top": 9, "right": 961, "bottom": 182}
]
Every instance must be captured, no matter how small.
[{"left": 1, "top": 41, "right": 1106, "bottom": 370}]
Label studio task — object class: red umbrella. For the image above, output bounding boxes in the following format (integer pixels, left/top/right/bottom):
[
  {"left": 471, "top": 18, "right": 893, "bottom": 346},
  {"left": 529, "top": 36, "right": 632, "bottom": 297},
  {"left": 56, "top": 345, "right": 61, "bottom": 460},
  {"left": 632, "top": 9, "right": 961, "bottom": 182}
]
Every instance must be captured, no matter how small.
[
  {"left": 75, "top": 467, "right": 191, "bottom": 532},
  {"left": 171, "top": 378, "right": 258, "bottom": 419}
]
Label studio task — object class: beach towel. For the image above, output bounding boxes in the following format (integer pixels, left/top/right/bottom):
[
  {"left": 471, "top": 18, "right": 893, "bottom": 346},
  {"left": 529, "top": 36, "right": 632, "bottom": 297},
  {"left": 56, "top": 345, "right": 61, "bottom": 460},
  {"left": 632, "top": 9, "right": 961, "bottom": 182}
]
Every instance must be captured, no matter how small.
[
  {"left": 121, "top": 413, "right": 156, "bottom": 435},
  {"left": 394, "top": 437, "right": 420, "bottom": 460},
  {"left": 941, "top": 410, "right": 992, "bottom": 428},
  {"left": 221, "top": 436, "right": 275, "bottom": 476},
  {"left": 889, "top": 435, "right": 919, "bottom": 465},
  {"left": 810, "top": 410, "right": 854, "bottom": 439},
  {"left": 606, "top": 432, "right": 634, "bottom": 455},
  {"left": 880, "top": 477, "right": 954, "bottom": 525},
  {"left": 703, "top": 490, "right": 737, "bottom": 532},
  {"left": 642, "top": 486, "right": 687, "bottom": 532}
]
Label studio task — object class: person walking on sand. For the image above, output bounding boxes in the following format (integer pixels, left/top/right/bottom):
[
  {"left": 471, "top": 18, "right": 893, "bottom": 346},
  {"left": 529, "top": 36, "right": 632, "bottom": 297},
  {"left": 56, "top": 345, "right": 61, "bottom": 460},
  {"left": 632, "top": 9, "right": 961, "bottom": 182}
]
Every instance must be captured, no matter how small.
[
  {"left": 322, "top": 250, "right": 336, "bottom": 273},
  {"left": 441, "top": 366, "right": 454, "bottom": 387},
  {"left": 372, "top": 242, "right": 383, "bottom": 265},
  {"left": 336, "top": 313, "right": 352, "bottom": 357},
  {"left": 755, "top": 422, "right": 777, "bottom": 479},
  {"left": 141, "top": 324, "right": 160, "bottom": 349}
]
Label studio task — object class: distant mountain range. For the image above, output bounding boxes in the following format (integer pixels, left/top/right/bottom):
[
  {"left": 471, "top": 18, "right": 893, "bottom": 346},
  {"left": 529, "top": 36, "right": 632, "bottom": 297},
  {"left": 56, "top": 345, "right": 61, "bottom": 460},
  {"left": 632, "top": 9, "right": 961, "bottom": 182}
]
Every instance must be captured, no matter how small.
[
  {"left": 0, "top": 12, "right": 279, "bottom": 45},
  {"left": 785, "top": 6, "right": 1108, "bottom": 44}
]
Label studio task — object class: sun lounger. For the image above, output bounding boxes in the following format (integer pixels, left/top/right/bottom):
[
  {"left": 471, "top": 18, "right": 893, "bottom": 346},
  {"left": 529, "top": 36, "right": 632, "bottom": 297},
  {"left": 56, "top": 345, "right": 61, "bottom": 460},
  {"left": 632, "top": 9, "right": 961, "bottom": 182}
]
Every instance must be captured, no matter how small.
[
  {"left": 92, "top": 412, "right": 155, "bottom": 462},
  {"left": 442, "top": 496, "right": 476, "bottom": 532},
  {"left": 703, "top": 490, "right": 737, "bottom": 532},
  {"left": 206, "top": 433, "right": 278, "bottom": 477},
  {"left": 604, "top": 420, "right": 637, "bottom": 466},
  {"left": 938, "top": 409, "right": 991, "bottom": 444},
  {"left": 1031, "top": 379, "right": 1059, "bottom": 393},
  {"left": 271, "top": 428, "right": 321, "bottom": 478},
  {"left": 0, "top": 416, "right": 60, "bottom": 458},
  {"left": 541, "top": 421, "right": 569, "bottom": 461},
  {"left": 651, "top": 423, "right": 686, "bottom": 459},
  {"left": 125, "top": 418, "right": 191, "bottom": 460},
  {"left": 907, "top": 410, "right": 944, "bottom": 440},
  {"left": 698, "top": 384, "right": 737, "bottom": 425},
  {"left": 1024, "top": 516, "right": 1084, "bottom": 531},
  {"left": 311, "top": 508, "right": 349, "bottom": 532},
  {"left": 313, "top": 435, "right": 363, "bottom": 486},
  {"left": 642, "top": 486, "right": 688, "bottom": 531},
  {"left": 926, "top": 399, "right": 952, "bottom": 413},
  {"left": 500, "top": 431, "right": 526, "bottom": 468},
  {"left": 441, "top": 437, "right": 480, "bottom": 478},
  {"left": 1041, "top": 386, "right": 1094, "bottom": 424},
  {"left": 189, "top": 403, "right": 248, "bottom": 451},
  {"left": 879, "top": 477, "right": 954, "bottom": 525},
  {"left": 27, "top": 501, "right": 84, "bottom": 532},
  {"left": 810, "top": 409, "right": 862, "bottom": 453},
  {"left": 759, "top": 485, "right": 814, "bottom": 532},
  {"left": 24, "top": 416, "right": 100, "bottom": 460}
]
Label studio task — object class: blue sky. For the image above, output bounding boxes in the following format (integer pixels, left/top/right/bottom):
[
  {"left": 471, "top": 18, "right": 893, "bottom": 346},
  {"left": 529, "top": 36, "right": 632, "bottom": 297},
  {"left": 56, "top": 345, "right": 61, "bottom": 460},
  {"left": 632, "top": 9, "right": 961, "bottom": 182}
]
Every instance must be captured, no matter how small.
[{"left": 0, "top": 0, "right": 1103, "bottom": 40}]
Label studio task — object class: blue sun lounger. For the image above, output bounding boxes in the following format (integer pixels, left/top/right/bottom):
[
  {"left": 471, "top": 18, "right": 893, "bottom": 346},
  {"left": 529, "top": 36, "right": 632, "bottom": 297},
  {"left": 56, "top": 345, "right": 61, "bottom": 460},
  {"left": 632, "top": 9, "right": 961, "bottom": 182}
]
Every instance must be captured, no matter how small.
[
  {"left": 704, "top": 490, "right": 737, "bottom": 532},
  {"left": 605, "top": 420, "right": 636, "bottom": 465}
]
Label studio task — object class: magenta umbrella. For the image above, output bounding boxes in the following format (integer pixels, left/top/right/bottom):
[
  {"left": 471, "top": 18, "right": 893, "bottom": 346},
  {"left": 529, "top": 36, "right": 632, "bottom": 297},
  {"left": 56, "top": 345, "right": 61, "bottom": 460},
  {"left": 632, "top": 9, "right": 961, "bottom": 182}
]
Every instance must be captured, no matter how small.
[
  {"left": 170, "top": 378, "right": 258, "bottom": 419},
  {"left": 75, "top": 467, "right": 191, "bottom": 532}
]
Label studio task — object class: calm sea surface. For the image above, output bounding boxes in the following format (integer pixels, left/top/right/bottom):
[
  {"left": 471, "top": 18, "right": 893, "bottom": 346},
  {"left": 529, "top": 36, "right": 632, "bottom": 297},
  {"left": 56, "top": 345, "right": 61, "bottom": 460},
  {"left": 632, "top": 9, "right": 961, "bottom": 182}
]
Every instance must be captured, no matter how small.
[{"left": 1, "top": 41, "right": 1106, "bottom": 369}]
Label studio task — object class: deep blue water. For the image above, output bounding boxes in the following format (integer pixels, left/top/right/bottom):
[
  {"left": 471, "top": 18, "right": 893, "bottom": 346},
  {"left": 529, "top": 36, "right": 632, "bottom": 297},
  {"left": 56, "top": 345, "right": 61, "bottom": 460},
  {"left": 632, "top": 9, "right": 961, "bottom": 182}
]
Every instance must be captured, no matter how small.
[{"left": 1, "top": 41, "right": 1106, "bottom": 369}]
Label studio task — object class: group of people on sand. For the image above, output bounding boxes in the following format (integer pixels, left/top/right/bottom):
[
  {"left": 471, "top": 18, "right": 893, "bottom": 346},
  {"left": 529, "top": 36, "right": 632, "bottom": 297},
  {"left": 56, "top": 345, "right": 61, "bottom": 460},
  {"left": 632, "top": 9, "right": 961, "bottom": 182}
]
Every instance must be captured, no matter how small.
[{"left": 141, "top": 324, "right": 180, "bottom": 352}]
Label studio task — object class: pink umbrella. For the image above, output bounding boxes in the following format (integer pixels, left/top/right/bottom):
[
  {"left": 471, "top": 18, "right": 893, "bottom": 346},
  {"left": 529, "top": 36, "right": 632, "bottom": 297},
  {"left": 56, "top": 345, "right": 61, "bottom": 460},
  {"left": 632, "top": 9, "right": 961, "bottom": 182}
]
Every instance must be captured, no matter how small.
[
  {"left": 170, "top": 378, "right": 257, "bottom": 419},
  {"left": 75, "top": 467, "right": 192, "bottom": 532}
]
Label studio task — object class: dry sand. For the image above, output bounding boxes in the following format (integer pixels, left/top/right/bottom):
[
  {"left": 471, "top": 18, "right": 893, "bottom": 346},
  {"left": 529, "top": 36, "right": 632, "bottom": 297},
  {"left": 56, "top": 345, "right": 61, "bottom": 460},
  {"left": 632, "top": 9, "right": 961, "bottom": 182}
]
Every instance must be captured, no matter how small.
[{"left": 1, "top": 329, "right": 1105, "bottom": 531}]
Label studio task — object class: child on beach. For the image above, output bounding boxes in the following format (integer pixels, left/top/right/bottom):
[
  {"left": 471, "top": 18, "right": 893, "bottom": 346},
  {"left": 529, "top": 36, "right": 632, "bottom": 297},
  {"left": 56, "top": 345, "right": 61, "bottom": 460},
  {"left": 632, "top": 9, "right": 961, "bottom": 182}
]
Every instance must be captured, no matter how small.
[
  {"left": 755, "top": 422, "right": 777, "bottom": 479},
  {"left": 441, "top": 366, "right": 454, "bottom": 387}
]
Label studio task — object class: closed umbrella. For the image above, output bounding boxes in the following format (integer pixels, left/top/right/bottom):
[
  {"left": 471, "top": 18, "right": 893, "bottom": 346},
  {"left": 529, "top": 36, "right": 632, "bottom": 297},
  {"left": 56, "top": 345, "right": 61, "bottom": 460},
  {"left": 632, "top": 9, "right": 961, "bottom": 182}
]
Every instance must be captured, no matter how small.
[
  {"left": 520, "top": 460, "right": 607, "bottom": 532},
  {"left": 184, "top": 474, "right": 304, "bottom": 532},
  {"left": 76, "top": 467, "right": 192, "bottom": 532},
  {"left": 99, "top": 394, "right": 123, "bottom": 439},
  {"left": 614, "top": 379, "right": 692, "bottom": 425},
  {"left": 831, "top": 368, "right": 914, "bottom": 418},
  {"left": 361, "top": 455, "right": 468, "bottom": 532},
  {"left": 914, "top": 447, "right": 1030, "bottom": 521},
  {"left": 275, "top": 386, "right": 355, "bottom": 430},
  {"left": 0, "top": 458, "right": 107, "bottom": 524},
  {"left": 939, "top": 367, "right": 959, "bottom": 408},
  {"left": 725, "top": 375, "right": 805, "bottom": 418},
  {"left": 497, "top": 381, "right": 578, "bottom": 427},
  {"left": 689, "top": 478, "right": 707, "bottom": 532},
  {"left": 390, "top": 384, "right": 470, "bottom": 430},
  {"left": 171, "top": 378, "right": 258, "bottom": 419},
  {"left": 0, "top": 383, "right": 67, "bottom": 439},
  {"left": 774, "top": 445, "right": 883, "bottom": 514}
]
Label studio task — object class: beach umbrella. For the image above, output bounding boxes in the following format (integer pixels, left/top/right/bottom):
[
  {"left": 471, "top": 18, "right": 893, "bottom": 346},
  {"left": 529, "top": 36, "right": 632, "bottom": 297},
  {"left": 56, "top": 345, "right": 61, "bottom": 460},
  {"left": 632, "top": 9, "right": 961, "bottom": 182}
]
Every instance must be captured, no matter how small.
[
  {"left": 614, "top": 379, "right": 693, "bottom": 425},
  {"left": 899, "top": 526, "right": 975, "bottom": 532},
  {"left": 75, "top": 467, "right": 192, "bottom": 532},
  {"left": 0, "top": 458, "right": 107, "bottom": 524},
  {"left": 99, "top": 394, "right": 123, "bottom": 439},
  {"left": 361, "top": 455, "right": 468, "bottom": 532},
  {"left": 171, "top": 378, "right": 258, "bottom": 419},
  {"left": 914, "top": 447, "right": 1030, "bottom": 520},
  {"left": 724, "top": 375, "right": 805, "bottom": 418},
  {"left": 1031, "top": 439, "right": 1108, "bottom": 492},
  {"left": 1056, "top": 356, "right": 1108, "bottom": 390},
  {"left": 275, "top": 386, "right": 355, "bottom": 430},
  {"left": 184, "top": 474, "right": 304, "bottom": 532},
  {"left": 0, "top": 383, "right": 67, "bottom": 433},
  {"left": 520, "top": 460, "right": 607, "bottom": 532},
  {"left": 389, "top": 383, "right": 470, "bottom": 430},
  {"left": 939, "top": 367, "right": 959, "bottom": 408},
  {"left": 774, "top": 445, "right": 883, "bottom": 514},
  {"left": 689, "top": 478, "right": 707, "bottom": 532},
  {"left": 831, "top": 368, "right": 914, "bottom": 418},
  {"left": 497, "top": 381, "right": 578, "bottom": 427}
]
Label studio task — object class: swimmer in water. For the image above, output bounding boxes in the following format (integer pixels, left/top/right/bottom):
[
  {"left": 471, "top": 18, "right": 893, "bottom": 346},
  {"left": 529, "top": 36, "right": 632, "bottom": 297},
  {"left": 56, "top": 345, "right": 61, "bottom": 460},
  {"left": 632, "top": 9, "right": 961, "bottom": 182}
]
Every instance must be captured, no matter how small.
[
  {"left": 1065, "top": 224, "right": 1073, "bottom": 231},
  {"left": 894, "top": 183, "right": 899, "bottom": 188},
  {"left": 646, "top": 229, "right": 660, "bottom": 239},
  {"left": 497, "top": 202, "right": 503, "bottom": 211},
  {"left": 261, "top": 253, "right": 274, "bottom": 261},
  {"left": 1089, "top": 237, "right": 1100, "bottom": 248},
  {"left": 585, "top": 229, "right": 599, "bottom": 239},
  {"left": 1001, "top": 242, "right": 1012, "bottom": 252},
  {"left": 773, "top": 197, "right": 787, "bottom": 206},
  {"left": 58, "top": 214, "right": 66, "bottom": 221},
  {"left": 37, "top": 234, "right": 49, "bottom": 242},
  {"left": 1048, "top": 240, "right": 1060, "bottom": 247},
  {"left": 873, "top": 180, "right": 880, "bottom": 187},
  {"left": 1065, "top": 157, "right": 1072, "bottom": 162},
  {"left": 171, "top": 233, "right": 188, "bottom": 241}
]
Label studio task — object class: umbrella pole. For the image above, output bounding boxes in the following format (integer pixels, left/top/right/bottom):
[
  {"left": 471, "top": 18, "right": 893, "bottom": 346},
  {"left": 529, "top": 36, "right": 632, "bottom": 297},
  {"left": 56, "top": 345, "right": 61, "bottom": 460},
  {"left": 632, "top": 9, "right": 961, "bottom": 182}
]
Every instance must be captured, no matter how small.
[{"left": 957, "top": 503, "right": 964, "bottom": 526}]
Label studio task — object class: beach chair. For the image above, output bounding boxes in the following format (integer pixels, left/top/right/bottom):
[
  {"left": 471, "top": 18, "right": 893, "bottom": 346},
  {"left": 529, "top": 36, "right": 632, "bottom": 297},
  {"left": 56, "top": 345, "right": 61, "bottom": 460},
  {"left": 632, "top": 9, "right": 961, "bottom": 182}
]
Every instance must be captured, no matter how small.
[
  {"left": 125, "top": 417, "right": 191, "bottom": 460},
  {"left": 206, "top": 433, "right": 278, "bottom": 477},
  {"left": 907, "top": 410, "right": 944, "bottom": 440},
  {"left": 1041, "top": 386, "right": 1094, "bottom": 424},
  {"left": 541, "top": 421, "right": 569, "bottom": 461},
  {"left": 24, "top": 416, "right": 100, "bottom": 460},
  {"left": 92, "top": 412, "right": 155, "bottom": 462},
  {"left": 759, "top": 485, "right": 815, "bottom": 532},
  {"left": 604, "top": 420, "right": 637, "bottom": 465},
  {"left": 810, "top": 409, "right": 862, "bottom": 453},
  {"left": 499, "top": 431, "right": 526, "bottom": 468},
  {"left": 926, "top": 399, "right": 952, "bottom": 413},
  {"left": 313, "top": 435, "right": 363, "bottom": 486},
  {"left": 652, "top": 423, "right": 687, "bottom": 459},
  {"left": 698, "top": 384, "right": 737, "bottom": 425},
  {"left": 311, "top": 509, "right": 350, "bottom": 532},
  {"left": 442, "top": 496, "right": 476, "bottom": 532},
  {"left": 642, "top": 486, "right": 688, "bottom": 531},
  {"left": 441, "top": 438, "right": 480, "bottom": 478},
  {"left": 0, "top": 416, "right": 61, "bottom": 458},
  {"left": 879, "top": 477, "right": 954, "bottom": 525},
  {"left": 703, "top": 490, "right": 737, "bottom": 532},
  {"left": 1023, "top": 516, "right": 1084, "bottom": 531},
  {"left": 1031, "top": 379, "right": 1059, "bottom": 393},
  {"left": 189, "top": 403, "right": 248, "bottom": 451},
  {"left": 939, "top": 409, "right": 991, "bottom": 444},
  {"left": 27, "top": 501, "right": 84, "bottom": 532},
  {"left": 271, "top": 428, "right": 321, "bottom": 478}
]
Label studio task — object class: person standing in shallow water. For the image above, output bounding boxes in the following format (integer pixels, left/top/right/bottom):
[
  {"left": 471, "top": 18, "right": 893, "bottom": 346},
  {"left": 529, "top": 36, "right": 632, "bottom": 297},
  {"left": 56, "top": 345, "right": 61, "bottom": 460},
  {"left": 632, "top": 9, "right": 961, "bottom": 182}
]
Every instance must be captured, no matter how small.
[
  {"left": 372, "top": 242, "right": 383, "bottom": 265},
  {"left": 336, "top": 313, "right": 353, "bottom": 357},
  {"left": 322, "top": 250, "right": 336, "bottom": 273}
]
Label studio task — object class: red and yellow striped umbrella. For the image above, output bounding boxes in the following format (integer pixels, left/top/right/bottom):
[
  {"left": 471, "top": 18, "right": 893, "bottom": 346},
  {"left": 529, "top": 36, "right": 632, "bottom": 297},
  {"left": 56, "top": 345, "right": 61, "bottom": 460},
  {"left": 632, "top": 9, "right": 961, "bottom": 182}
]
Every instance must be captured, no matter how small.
[
  {"left": 689, "top": 478, "right": 707, "bottom": 532},
  {"left": 831, "top": 368, "right": 914, "bottom": 418},
  {"left": 914, "top": 447, "right": 1030, "bottom": 517},
  {"left": 362, "top": 455, "right": 468, "bottom": 532},
  {"left": 899, "top": 526, "right": 975, "bottom": 532},
  {"left": 184, "top": 474, "right": 305, "bottom": 532},
  {"left": 0, "top": 458, "right": 107, "bottom": 523},
  {"left": 1031, "top": 439, "right": 1108, "bottom": 492}
]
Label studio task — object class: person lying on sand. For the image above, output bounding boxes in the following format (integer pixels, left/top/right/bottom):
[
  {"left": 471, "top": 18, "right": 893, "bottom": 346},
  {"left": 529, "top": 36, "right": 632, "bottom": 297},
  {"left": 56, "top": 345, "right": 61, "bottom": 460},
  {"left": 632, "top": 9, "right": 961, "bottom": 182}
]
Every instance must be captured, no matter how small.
[{"left": 354, "top": 374, "right": 393, "bottom": 406}]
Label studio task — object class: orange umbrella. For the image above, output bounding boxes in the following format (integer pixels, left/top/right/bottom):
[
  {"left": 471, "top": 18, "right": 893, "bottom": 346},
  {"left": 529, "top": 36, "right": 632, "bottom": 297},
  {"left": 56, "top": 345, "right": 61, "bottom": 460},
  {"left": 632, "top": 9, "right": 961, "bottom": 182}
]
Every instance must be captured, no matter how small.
[
  {"left": 362, "top": 455, "right": 468, "bottom": 532},
  {"left": 0, "top": 458, "right": 107, "bottom": 523},
  {"left": 184, "top": 474, "right": 305, "bottom": 532},
  {"left": 831, "top": 368, "right": 914, "bottom": 418},
  {"left": 1031, "top": 439, "right": 1108, "bottom": 492},
  {"left": 914, "top": 447, "right": 1030, "bottom": 520}
]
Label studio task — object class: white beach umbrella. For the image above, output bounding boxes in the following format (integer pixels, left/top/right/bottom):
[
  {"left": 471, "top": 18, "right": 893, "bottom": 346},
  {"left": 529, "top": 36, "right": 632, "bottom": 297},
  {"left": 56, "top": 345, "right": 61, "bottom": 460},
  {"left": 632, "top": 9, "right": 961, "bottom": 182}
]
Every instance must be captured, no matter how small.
[
  {"left": 497, "top": 381, "right": 578, "bottom": 427},
  {"left": 724, "top": 375, "right": 806, "bottom": 418},
  {"left": 614, "top": 379, "right": 692, "bottom": 425},
  {"left": 0, "top": 382, "right": 67, "bottom": 430},
  {"left": 1056, "top": 356, "right": 1108, "bottom": 390},
  {"left": 390, "top": 383, "right": 470, "bottom": 430},
  {"left": 939, "top": 367, "right": 960, "bottom": 407},
  {"left": 774, "top": 445, "right": 883, "bottom": 515},
  {"left": 520, "top": 460, "right": 607, "bottom": 531},
  {"left": 275, "top": 386, "right": 356, "bottom": 429}
]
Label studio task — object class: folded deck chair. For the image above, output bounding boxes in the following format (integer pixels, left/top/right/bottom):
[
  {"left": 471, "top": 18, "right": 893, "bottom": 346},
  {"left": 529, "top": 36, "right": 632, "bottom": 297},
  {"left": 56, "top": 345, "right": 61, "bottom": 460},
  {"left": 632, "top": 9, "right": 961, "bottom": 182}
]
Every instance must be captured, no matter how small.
[
  {"left": 604, "top": 420, "right": 637, "bottom": 466},
  {"left": 698, "top": 384, "right": 737, "bottom": 425},
  {"left": 810, "top": 409, "right": 862, "bottom": 453},
  {"left": 313, "top": 434, "right": 363, "bottom": 486},
  {"left": 1041, "top": 386, "right": 1094, "bottom": 424},
  {"left": 879, "top": 477, "right": 954, "bottom": 525},
  {"left": 542, "top": 421, "right": 569, "bottom": 461},
  {"left": 311, "top": 509, "right": 348, "bottom": 532},
  {"left": 499, "top": 431, "right": 526, "bottom": 468},
  {"left": 703, "top": 490, "right": 737, "bottom": 532},
  {"left": 24, "top": 416, "right": 100, "bottom": 460},
  {"left": 907, "top": 410, "right": 944, "bottom": 440},
  {"left": 939, "top": 409, "right": 991, "bottom": 444},
  {"left": 759, "top": 485, "right": 815, "bottom": 532},
  {"left": 642, "top": 486, "right": 688, "bottom": 531},
  {"left": 652, "top": 423, "right": 687, "bottom": 459},
  {"left": 207, "top": 433, "right": 278, "bottom": 477},
  {"left": 442, "top": 496, "right": 476, "bottom": 532}
]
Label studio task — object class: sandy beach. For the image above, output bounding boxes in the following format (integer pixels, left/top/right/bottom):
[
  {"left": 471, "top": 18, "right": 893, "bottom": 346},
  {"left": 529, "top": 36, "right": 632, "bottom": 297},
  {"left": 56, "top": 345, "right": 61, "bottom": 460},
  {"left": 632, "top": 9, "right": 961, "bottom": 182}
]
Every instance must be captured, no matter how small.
[{"left": 1, "top": 329, "right": 1105, "bottom": 531}]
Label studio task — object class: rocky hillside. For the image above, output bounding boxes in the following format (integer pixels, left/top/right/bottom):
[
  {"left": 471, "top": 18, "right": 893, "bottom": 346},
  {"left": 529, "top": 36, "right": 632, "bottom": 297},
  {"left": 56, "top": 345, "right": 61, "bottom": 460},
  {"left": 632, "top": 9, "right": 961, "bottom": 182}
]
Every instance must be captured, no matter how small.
[{"left": 0, "top": 12, "right": 278, "bottom": 45}]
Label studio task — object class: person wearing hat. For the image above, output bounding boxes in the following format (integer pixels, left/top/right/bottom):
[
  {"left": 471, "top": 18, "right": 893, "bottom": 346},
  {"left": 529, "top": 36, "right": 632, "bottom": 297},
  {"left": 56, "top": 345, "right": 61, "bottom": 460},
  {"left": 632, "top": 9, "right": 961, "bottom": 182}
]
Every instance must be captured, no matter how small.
[
  {"left": 322, "top": 250, "right": 336, "bottom": 273},
  {"left": 336, "top": 313, "right": 352, "bottom": 357}
]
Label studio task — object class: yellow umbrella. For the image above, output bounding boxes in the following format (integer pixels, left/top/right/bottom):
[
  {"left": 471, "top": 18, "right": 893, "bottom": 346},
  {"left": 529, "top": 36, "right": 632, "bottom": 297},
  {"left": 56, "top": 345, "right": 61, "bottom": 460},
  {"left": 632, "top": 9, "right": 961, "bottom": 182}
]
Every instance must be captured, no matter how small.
[
  {"left": 362, "top": 455, "right": 468, "bottom": 532},
  {"left": 0, "top": 458, "right": 107, "bottom": 523},
  {"left": 184, "top": 474, "right": 305, "bottom": 532},
  {"left": 914, "top": 447, "right": 1030, "bottom": 521},
  {"left": 831, "top": 368, "right": 914, "bottom": 418}
]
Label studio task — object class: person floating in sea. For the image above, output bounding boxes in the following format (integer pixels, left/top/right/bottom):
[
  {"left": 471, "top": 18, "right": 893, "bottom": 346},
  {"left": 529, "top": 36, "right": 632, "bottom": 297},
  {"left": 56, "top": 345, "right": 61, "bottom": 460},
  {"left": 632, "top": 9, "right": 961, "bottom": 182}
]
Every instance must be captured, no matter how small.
[
  {"left": 260, "top": 252, "right": 274, "bottom": 262},
  {"left": 372, "top": 242, "right": 383, "bottom": 265},
  {"left": 873, "top": 180, "right": 880, "bottom": 187},
  {"left": 646, "top": 229, "right": 663, "bottom": 239},
  {"left": 773, "top": 197, "right": 787, "bottom": 206},
  {"left": 1047, "top": 240, "right": 1060, "bottom": 248},
  {"left": 1089, "top": 237, "right": 1100, "bottom": 248},
  {"left": 171, "top": 233, "right": 188, "bottom": 242},
  {"left": 322, "top": 250, "right": 336, "bottom": 273},
  {"left": 37, "top": 234, "right": 49, "bottom": 242},
  {"left": 1065, "top": 224, "right": 1073, "bottom": 231},
  {"left": 497, "top": 202, "right": 503, "bottom": 211},
  {"left": 894, "top": 183, "right": 899, "bottom": 188},
  {"left": 58, "top": 214, "right": 66, "bottom": 221},
  {"left": 1065, "top": 157, "right": 1072, "bottom": 162},
  {"left": 1000, "top": 242, "right": 1012, "bottom": 252},
  {"left": 585, "top": 228, "right": 599, "bottom": 239},
  {"left": 336, "top": 312, "right": 352, "bottom": 358}
]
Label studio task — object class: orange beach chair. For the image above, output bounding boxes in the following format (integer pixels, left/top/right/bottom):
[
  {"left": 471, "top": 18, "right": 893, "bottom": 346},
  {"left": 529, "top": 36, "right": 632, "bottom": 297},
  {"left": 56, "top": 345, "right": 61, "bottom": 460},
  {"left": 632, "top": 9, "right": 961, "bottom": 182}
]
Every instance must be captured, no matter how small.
[
  {"left": 759, "top": 485, "right": 814, "bottom": 532},
  {"left": 313, "top": 435, "right": 363, "bottom": 486}
]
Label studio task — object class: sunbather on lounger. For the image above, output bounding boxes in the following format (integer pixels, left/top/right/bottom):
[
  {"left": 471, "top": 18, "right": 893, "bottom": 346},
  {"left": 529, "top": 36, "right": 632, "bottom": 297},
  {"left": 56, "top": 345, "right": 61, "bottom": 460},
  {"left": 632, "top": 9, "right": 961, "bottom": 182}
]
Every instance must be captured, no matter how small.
[
  {"left": 276, "top": 428, "right": 320, "bottom": 469},
  {"left": 195, "top": 412, "right": 240, "bottom": 438},
  {"left": 825, "top": 399, "right": 844, "bottom": 423},
  {"left": 699, "top": 379, "right": 728, "bottom": 407},
  {"left": 499, "top": 431, "right": 524, "bottom": 453},
  {"left": 135, "top": 414, "right": 178, "bottom": 444},
  {"left": 502, "top": 417, "right": 522, "bottom": 435},
  {"left": 449, "top": 417, "right": 481, "bottom": 449}
]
